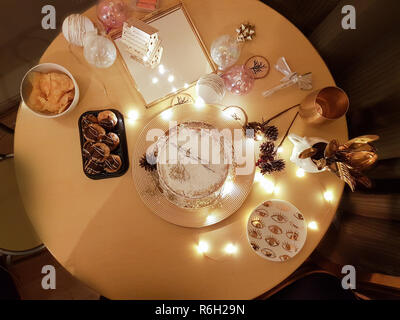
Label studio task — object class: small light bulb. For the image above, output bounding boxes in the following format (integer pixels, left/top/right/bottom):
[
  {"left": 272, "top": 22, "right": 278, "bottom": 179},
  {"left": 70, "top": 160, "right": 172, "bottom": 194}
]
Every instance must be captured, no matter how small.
[
  {"left": 161, "top": 109, "right": 173, "bottom": 120},
  {"left": 274, "top": 185, "right": 280, "bottom": 194},
  {"left": 324, "top": 190, "right": 334, "bottom": 202},
  {"left": 254, "top": 171, "right": 263, "bottom": 182},
  {"left": 261, "top": 178, "right": 275, "bottom": 194},
  {"left": 277, "top": 147, "right": 284, "bottom": 153},
  {"left": 184, "top": 83, "right": 189, "bottom": 89},
  {"left": 171, "top": 87, "right": 177, "bottom": 93},
  {"left": 308, "top": 221, "right": 318, "bottom": 230},
  {"left": 158, "top": 65, "right": 165, "bottom": 74},
  {"left": 127, "top": 110, "right": 139, "bottom": 121},
  {"left": 197, "top": 241, "right": 209, "bottom": 254},
  {"left": 168, "top": 75, "right": 174, "bottom": 82},
  {"left": 296, "top": 168, "right": 305, "bottom": 178},
  {"left": 152, "top": 77, "right": 159, "bottom": 84},
  {"left": 143, "top": 56, "right": 149, "bottom": 62},
  {"left": 256, "top": 134, "right": 264, "bottom": 141},
  {"left": 225, "top": 243, "right": 237, "bottom": 254}
]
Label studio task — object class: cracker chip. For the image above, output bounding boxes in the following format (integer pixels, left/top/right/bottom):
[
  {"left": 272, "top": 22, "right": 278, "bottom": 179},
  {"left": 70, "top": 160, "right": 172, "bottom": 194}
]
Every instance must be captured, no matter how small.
[{"left": 28, "top": 71, "right": 75, "bottom": 114}]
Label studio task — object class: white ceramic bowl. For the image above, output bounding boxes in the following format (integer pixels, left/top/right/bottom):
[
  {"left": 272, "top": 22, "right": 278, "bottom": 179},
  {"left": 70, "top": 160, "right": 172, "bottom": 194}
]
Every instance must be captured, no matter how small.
[{"left": 20, "top": 63, "right": 79, "bottom": 118}]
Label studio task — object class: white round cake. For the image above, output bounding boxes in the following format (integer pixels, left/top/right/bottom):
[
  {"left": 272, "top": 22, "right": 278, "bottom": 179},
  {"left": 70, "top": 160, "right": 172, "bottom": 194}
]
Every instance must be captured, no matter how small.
[{"left": 157, "top": 121, "right": 231, "bottom": 208}]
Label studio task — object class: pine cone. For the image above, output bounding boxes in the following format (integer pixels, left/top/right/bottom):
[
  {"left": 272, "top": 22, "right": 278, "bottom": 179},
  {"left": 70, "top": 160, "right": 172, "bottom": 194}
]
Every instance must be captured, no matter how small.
[
  {"left": 260, "top": 141, "right": 275, "bottom": 155},
  {"left": 139, "top": 153, "right": 157, "bottom": 172},
  {"left": 262, "top": 125, "right": 278, "bottom": 141},
  {"left": 270, "top": 159, "right": 285, "bottom": 172},
  {"left": 256, "top": 158, "right": 285, "bottom": 175},
  {"left": 257, "top": 160, "right": 275, "bottom": 175}
]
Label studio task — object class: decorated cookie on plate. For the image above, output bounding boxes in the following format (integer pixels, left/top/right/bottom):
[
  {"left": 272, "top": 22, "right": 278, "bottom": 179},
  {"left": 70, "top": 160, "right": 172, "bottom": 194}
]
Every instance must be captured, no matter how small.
[{"left": 247, "top": 199, "right": 307, "bottom": 262}]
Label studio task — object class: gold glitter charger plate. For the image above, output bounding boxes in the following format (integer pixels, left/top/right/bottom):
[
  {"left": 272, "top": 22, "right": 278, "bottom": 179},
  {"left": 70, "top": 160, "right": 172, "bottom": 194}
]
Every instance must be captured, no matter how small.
[
  {"left": 247, "top": 200, "right": 307, "bottom": 261},
  {"left": 132, "top": 103, "right": 255, "bottom": 228}
]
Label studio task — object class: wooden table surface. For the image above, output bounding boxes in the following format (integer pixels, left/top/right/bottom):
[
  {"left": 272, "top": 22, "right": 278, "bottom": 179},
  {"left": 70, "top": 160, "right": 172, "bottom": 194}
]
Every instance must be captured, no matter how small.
[{"left": 14, "top": 0, "right": 347, "bottom": 299}]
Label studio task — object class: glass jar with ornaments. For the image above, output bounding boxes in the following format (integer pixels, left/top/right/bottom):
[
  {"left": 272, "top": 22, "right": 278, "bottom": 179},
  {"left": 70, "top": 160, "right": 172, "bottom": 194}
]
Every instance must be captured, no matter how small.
[{"left": 210, "top": 23, "right": 256, "bottom": 70}]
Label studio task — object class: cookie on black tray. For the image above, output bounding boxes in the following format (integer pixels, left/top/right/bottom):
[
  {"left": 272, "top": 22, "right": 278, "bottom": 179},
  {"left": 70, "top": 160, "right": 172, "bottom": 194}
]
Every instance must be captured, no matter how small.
[
  {"left": 88, "top": 142, "right": 110, "bottom": 162},
  {"left": 83, "top": 123, "right": 105, "bottom": 142},
  {"left": 84, "top": 159, "right": 104, "bottom": 175},
  {"left": 81, "top": 114, "right": 98, "bottom": 128},
  {"left": 104, "top": 154, "right": 122, "bottom": 173},
  {"left": 98, "top": 110, "right": 118, "bottom": 130},
  {"left": 101, "top": 132, "right": 120, "bottom": 151}
]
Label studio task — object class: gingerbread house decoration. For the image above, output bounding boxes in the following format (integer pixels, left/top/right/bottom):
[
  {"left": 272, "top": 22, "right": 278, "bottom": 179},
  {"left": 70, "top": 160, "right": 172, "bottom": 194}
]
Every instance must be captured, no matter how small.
[{"left": 120, "top": 17, "right": 163, "bottom": 69}]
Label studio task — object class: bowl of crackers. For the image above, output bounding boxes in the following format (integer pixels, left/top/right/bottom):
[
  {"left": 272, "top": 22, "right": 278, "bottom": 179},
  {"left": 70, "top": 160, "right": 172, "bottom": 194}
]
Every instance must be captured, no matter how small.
[{"left": 20, "top": 63, "right": 79, "bottom": 118}]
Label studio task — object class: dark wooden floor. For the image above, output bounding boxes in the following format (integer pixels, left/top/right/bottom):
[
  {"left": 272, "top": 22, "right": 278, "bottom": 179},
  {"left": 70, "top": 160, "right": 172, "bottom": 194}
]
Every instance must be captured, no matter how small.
[{"left": 4, "top": 249, "right": 99, "bottom": 300}]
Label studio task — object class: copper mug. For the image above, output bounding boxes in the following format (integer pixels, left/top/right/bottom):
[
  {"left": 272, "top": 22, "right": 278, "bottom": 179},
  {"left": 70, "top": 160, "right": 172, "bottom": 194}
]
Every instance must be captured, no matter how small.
[{"left": 299, "top": 86, "right": 349, "bottom": 124}]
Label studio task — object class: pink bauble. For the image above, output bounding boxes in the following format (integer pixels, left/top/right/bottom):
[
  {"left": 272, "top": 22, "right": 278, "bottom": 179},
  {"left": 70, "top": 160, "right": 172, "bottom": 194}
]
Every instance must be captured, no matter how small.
[
  {"left": 222, "top": 65, "right": 255, "bottom": 95},
  {"left": 97, "top": 0, "right": 128, "bottom": 31}
]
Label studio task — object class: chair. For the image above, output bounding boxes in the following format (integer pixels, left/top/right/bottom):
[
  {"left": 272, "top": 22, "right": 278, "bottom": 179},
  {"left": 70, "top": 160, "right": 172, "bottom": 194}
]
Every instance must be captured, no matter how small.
[
  {"left": 0, "top": 153, "right": 44, "bottom": 263},
  {"left": 0, "top": 265, "right": 20, "bottom": 300}
]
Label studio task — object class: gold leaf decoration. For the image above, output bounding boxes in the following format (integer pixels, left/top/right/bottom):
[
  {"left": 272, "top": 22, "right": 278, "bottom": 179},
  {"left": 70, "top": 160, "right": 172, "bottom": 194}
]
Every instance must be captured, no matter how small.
[
  {"left": 325, "top": 139, "right": 339, "bottom": 158},
  {"left": 337, "top": 162, "right": 356, "bottom": 191},
  {"left": 298, "top": 147, "right": 317, "bottom": 159},
  {"left": 343, "top": 135, "right": 379, "bottom": 148}
]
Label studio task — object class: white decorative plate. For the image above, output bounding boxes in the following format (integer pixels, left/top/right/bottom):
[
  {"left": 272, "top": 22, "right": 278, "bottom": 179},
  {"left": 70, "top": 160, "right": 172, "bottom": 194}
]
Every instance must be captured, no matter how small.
[
  {"left": 132, "top": 103, "right": 255, "bottom": 228},
  {"left": 246, "top": 200, "right": 307, "bottom": 262}
]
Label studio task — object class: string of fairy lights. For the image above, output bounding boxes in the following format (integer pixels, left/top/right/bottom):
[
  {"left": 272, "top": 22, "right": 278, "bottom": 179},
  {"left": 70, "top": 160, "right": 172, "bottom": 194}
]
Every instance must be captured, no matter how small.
[{"left": 126, "top": 103, "right": 336, "bottom": 257}]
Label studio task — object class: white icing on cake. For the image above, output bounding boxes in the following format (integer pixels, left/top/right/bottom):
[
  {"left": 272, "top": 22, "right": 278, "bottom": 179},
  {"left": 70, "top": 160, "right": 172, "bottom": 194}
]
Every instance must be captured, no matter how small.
[{"left": 157, "top": 122, "right": 230, "bottom": 208}]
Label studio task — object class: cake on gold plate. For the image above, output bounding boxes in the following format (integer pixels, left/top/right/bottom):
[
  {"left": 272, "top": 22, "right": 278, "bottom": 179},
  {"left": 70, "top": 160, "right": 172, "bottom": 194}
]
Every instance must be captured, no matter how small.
[{"left": 156, "top": 121, "right": 232, "bottom": 209}]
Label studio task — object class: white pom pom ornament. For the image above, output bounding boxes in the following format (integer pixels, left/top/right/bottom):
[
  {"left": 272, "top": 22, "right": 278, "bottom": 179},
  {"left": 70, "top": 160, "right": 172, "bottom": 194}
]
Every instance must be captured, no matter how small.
[{"left": 62, "top": 14, "right": 97, "bottom": 47}]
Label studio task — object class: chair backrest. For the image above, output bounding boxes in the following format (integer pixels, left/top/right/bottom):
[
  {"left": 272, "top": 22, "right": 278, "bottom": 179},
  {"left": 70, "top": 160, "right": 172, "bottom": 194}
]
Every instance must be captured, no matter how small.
[{"left": 0, "top": 158, "right": 42, "bottom": 253}]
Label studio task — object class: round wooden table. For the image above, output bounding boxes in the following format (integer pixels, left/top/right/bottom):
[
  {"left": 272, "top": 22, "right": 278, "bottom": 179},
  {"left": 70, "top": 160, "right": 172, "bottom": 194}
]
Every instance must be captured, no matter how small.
[{"left": 14, "top": 0, "right": 347, "bottom": 299}]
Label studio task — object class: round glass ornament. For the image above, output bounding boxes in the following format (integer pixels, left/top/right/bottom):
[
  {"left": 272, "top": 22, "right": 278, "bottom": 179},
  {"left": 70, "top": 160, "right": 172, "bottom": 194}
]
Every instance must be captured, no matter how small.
[
  {"left": 210, "top": 35, "right": 242, "bottom": 71},
  {"left": 83, "top": 32, "right": 117, "bottom": 68},
  {"left": 222, "top": 65, "right": 255, "bottom": 95}
]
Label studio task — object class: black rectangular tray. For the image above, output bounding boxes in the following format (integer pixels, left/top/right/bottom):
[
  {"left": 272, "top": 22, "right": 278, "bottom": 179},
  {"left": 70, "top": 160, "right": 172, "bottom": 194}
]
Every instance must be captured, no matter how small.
[{"left": 78, "top": 109, "right": 129, "bottom": 180}]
